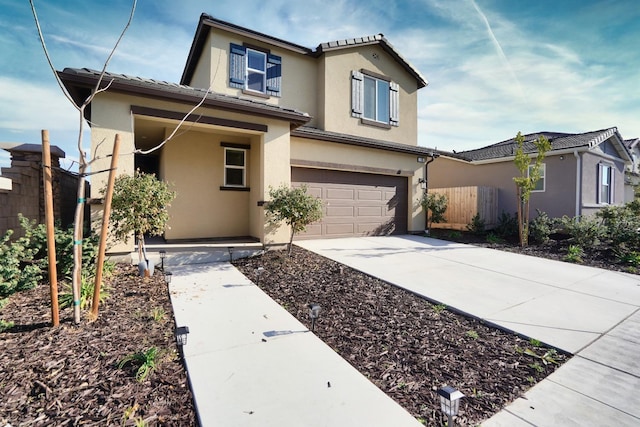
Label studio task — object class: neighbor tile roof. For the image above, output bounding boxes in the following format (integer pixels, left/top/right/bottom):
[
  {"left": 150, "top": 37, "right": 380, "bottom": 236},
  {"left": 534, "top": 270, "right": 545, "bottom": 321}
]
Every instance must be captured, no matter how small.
[
  {"left": 58, "top": 68, "right": 311, "bottom": 126},
  {"left": 454, "top": 128, "right": 628, "bottom": 162}
]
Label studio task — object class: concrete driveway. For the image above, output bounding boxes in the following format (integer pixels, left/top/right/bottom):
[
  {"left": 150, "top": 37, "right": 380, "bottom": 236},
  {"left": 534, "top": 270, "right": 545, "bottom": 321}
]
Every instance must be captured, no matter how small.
[{"left": 297, "top": 235, "right": 640, "bottom": 426}]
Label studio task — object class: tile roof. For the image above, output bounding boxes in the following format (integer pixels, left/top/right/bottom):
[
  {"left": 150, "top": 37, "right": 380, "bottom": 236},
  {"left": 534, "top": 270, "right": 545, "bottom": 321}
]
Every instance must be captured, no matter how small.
[
  {"left": 317, "top": 34, "right": 428, "bottom": 88},
  {"left": 58, "top": 68, "right": 311, "bottom": 125},
  {"left": 292, "top": 126, "right": 437, "bottom": 156},
  {"left": 182, "top": 14, "right": 427, "bottom": 88},
  {"left": 453, "top": 128, "right": 629, "bottom": 162}
]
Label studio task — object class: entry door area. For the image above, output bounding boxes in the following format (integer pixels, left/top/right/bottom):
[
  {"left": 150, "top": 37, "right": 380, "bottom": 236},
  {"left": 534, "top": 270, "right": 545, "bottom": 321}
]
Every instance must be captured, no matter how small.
[{"left": 291, "top": 167, "right": 408, "bottom": 239}]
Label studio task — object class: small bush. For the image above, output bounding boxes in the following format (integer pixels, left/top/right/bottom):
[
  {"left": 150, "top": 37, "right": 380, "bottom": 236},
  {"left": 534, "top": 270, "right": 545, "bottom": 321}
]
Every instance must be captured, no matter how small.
[
  {"left": 565, "top": 245, "right": 584, "bottom": 263},
  {"left": 494, "top": 211, "right": 518, "bottom": 239},
  {"left": 0, "top": 229, "right": 42, "bottom": 297},
  {"left": 486, "top": 233, "right": 504, "bottom": 244},
  {"left": 559, "top": 215, "right": 605, "bottom": 247},
  {"left": 419, "top": 193, "right": 448, "bottom": 231},
  {"left": 596, "top": 203, "right": 640, "bottom": 251},
  {"left": 467, "top": 213, "right": 485, "bottom": 235},
  {"left": 529, "top": 210, "right": 557, "bottom": 244}
]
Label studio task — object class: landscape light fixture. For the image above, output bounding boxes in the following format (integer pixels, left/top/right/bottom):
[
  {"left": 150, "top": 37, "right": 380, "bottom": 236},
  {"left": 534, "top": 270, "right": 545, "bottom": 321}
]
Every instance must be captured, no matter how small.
[
  {"left": 228, "top": 246, "right": 234, "bottom": 262},
  {"left": 164, "top": 270, "right": 173, "bottom": 284},
  {"left": 437, "top": 385, "right": 465, "bottom": 427},
  {"left": 308, "top": 303, "right": 321, "bottom": 332},
  {"left": 159, "top": 249, "right": 166, "bottom": 270},
  {"left": 175, "top": 326, "right": 190, "bottom": 346},
  {"left": 255, "top": 267, "right": 265, "bottom": 285}
]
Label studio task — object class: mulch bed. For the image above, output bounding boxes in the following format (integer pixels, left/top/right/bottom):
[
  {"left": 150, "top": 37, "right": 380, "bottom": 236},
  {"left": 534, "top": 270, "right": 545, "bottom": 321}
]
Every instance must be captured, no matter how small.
[
  {"left": 233, "top": 246, "right": 570, "bottom": 426},
  {"left": 0, "top": 265, "right": 196, "bottom": 426}
]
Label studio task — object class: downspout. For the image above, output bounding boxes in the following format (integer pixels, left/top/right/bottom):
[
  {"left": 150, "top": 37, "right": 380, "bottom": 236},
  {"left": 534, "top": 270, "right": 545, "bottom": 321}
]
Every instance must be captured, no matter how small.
[
  {"left": 574, "top": 150, "right": 581, "bottom": 217},
  {"left": 423, "top": 152, "right": 439, "bottom": 233}
]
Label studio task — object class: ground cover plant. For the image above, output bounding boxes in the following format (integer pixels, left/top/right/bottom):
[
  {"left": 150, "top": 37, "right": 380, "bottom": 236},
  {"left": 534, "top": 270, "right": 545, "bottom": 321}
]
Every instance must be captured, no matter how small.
[
  {"left": 233, "top": 247, "right": 569, "bottom": 426},
  {"left": 0, "top": 266, "right": 195, "bottom": 426}
]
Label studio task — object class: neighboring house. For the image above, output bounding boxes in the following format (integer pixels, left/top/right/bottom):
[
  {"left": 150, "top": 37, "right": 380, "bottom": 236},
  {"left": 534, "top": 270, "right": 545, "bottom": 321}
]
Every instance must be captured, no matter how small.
[
  {"left": 430, "top": 127, "right": 632, "bottom": 222},
  {"left": 59, "top": 13, "right": 434, "bottom": 252},
  {"left": 624, "top": 138, "right": 640, "bottom": 201}
]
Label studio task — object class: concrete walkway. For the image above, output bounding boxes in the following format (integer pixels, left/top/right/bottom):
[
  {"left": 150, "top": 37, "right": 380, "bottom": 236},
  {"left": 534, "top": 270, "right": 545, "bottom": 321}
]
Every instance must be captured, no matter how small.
[
  {"left": 166, "top": 248, "right": 422, "bottom": 427},
  {"left": 297, "top": 236, "right": 640, "bottom": 426}
]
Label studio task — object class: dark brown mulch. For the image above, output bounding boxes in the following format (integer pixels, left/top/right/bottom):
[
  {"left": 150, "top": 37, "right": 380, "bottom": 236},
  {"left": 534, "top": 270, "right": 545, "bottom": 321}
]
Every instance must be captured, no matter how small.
[
  {"left": 0, "top": 265, "right": 196, "bottom": 426},
  {"left": 233, "top": 246, "right": 569, "bottom": 426}
]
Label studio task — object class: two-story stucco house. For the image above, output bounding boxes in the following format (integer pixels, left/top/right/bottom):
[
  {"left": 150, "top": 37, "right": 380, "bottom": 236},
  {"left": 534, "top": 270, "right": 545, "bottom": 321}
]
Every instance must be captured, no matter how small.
[{"left": 59, "top": 13, "right": 434, "bottom": 251}]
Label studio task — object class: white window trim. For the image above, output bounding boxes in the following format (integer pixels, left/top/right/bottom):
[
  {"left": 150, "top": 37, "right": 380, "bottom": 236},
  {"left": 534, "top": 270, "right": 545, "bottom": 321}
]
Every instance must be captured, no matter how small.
[
  {"left": 245, "top": 48, "right": 266, "bottom": 94},
  {"left": 224, "top": 147, "right": 247, "bottom": 187},
  {"left": 528, "top": 163, "right": 546, "bottom": 192},
  {"left": 598, "top": 162, "right": 614, "bottom": 205},
  {"left": 363, "top": 75, "right": 390, "bottom": 124}
]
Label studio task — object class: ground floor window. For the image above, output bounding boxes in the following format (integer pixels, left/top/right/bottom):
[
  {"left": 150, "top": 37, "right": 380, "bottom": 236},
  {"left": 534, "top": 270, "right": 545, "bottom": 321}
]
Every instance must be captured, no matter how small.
[
  {"left": 224, "top": 148, "right": 246, "bottom": 187},
  {"left": 599, "top": 163, "right": 613, "bottom": 204},
  {"left": 528, "top": 163, "right": 546, "bottom": 192}
]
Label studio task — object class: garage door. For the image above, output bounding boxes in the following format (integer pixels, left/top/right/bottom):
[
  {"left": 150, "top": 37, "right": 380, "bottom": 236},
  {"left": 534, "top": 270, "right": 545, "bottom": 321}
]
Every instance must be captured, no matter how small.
[{"left": 292, "top": 168, "right": 408, "bottom": 239}]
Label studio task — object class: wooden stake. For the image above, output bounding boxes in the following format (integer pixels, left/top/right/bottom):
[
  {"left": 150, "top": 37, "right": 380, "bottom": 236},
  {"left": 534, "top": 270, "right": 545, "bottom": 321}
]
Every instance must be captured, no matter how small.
[
  {"left": 90, "top": 134, "right": 120, "bottom": 320},
  {"left": 41, "top": 130, "right": 60, "bottom": 327}
]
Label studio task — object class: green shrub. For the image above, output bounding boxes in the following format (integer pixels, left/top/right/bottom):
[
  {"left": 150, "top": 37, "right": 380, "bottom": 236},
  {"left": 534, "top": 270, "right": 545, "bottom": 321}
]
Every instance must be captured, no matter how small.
[
  {"left": 0, "top": 229, "right": 42, "bottom": 297},
  {"left": 0, "top": 215, "right": 103, "bottom": 298},
  {"left": 565, "top": 245, "right": 584, "bottom": 263},
  {"left": 419, "top": 192, "right": 448, "bottom": 231},
  {"left": 467, "top": 213, "right": 485, "bottom": 235},
  {"left": 559, "top": 215, "right": 605, "bottom": 247},
  {"left": 529, "top": 210, "right": 557, "bottom": 244},
  {"left": 494, "top": 211, "right": 518, "bottom": 239},
  {"left": 486, "top": 233, "right": 504, "bottom": 244},
  {"left": 596, "top": 203, "right": 640, "bottom": 251}
]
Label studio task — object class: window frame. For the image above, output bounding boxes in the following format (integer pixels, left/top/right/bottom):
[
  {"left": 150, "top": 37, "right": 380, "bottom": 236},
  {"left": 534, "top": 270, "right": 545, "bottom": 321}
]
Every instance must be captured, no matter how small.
[
  {"left": 245, "top": 48, "right": 267, "bottom": 94},
  {"left": 363, "top": 75, "right": 390, "bottom": 124},
  {"left": 351, "top": 69, "right": 399, "bottom": 127},
  {"left": 224, "top": 147, "right": 247, "bottom": 188},
  {"left": 527, "top": 163, "right": 546, "bottom": 192},
  {"left": 598, "top": 163, "right": 614, "bottom": 204}
]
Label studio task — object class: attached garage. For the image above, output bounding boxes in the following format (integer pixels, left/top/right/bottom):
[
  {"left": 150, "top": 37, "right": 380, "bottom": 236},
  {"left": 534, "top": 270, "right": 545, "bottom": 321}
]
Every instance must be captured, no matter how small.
[{"left": 292, "top": 167, "right": 408, "bottom": 239}]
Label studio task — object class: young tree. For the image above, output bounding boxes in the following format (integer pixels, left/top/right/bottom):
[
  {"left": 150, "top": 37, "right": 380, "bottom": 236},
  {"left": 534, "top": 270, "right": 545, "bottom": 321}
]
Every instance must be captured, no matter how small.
[
  {"left": 513, "top": 132, "right": 551, "bottom": 247},
  {"left": 265, "top": 185, "right": 323, "bottom": 255},
  {"left": 106, "top": 171, "right": 175, "bottom": 275},
  {"left": 419, "top": 192, "right": 448, "bottom": 234}
]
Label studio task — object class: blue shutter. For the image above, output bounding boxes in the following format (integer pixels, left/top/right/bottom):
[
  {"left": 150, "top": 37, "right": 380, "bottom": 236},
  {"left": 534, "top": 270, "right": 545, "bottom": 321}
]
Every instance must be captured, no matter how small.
[
  {"left": 229, "top": 43, "right": 246, "bottom": 88},
  {"left": 389, "top": 81, "right": 399, "bottom": 126},
  {"left": 266, "top": 54, "right": 282, "bottom": 97},
  {"left": 351, "top": 70, "right": 364, "bottom": 118}
]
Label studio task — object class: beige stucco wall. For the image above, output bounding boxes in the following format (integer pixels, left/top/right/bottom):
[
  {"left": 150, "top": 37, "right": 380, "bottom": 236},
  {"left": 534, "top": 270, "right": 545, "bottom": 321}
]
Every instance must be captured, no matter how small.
[
  {"left": 320, "top": 46, "right": 419, "bottom": 146},
  {"left": 89, "top": 91, "right": 294, "bottom": 250},
  {"left": 161, "top": 130, "right": 251, "bottom": 240},
  {"left": 291, "top": 137, "right": 426, "bottom": 232},
  {"left": 190, "top": 30, "right": 319, "bottom": 128}
]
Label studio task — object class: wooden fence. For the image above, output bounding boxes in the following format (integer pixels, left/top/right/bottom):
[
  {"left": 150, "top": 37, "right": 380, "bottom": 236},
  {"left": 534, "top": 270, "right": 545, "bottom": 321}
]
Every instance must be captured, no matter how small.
[{"left": 429, "top": 186, "right": 498, "bottom": 230}]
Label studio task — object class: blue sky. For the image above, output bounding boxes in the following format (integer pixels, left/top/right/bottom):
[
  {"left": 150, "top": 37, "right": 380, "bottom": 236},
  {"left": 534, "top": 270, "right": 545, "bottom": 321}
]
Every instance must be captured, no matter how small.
[{"left": 1, "top": 0, "right": 638, "bottom": 170}]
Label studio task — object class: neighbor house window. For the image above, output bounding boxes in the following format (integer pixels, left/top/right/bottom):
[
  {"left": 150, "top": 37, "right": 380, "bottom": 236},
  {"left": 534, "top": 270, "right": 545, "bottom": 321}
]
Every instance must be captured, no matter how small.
[
  {"left": 224, "top": 148, "right": 246, "bottom": 187},
  {"left": 599, "top": 163, "right": 613, "bottom": 204},
  {"left": 229, "top": 44, "right": 281, "bottom": 96},
  {"left": 528, "top": 163, "right": 546, "bottom": 192},
  {"left": 351, "top": 70, "right": 399, "bottom": 127}
]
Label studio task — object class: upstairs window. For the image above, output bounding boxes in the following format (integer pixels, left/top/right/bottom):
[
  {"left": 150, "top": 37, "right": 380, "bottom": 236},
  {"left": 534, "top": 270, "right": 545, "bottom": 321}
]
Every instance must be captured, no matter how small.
[
  {"left": 229, "top": 43, "right": 281, "bottom": 97},
  {"left": 598, "top": 163, "right": 613, "bottom": 204},
  {"left": 528, "top": 163, "right": 546, "bottom": 192},
  {"left": 351, "top": 70, "right": 399, "bottom": 127},
  {"left": 224, "top": 148, "right": 246, "bottom": 187}
]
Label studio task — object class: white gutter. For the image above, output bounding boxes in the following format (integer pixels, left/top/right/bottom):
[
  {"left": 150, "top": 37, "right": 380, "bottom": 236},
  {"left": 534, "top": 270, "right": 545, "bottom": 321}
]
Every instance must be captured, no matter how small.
[{"left": 574, "top": 150, "right": 581, "bottom": 217}]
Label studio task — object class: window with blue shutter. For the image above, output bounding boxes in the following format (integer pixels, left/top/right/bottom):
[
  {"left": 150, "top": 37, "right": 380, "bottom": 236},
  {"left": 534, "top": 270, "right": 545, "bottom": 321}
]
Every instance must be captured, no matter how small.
[
  {"left": 351, "top": 70, "right": 399, "bottom": 127},
  {"left": 228, "top": 43, "right": 282, "bottom": 97}
]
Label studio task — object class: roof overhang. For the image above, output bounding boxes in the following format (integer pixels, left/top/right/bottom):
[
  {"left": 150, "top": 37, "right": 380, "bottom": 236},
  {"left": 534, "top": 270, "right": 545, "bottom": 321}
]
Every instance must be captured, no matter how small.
[
  {"left": 58, "top": 68, "right": 311, "bottom": 128},
  {"left": 292, "top": 126, "right": 437, "bottom": 157}
]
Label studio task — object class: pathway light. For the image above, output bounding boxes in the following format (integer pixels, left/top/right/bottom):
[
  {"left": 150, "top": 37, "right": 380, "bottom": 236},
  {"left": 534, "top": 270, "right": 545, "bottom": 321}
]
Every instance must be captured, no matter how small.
[
  {"left": 437, "top": 385, "right": 464, "bottom": 426},
  {"left": 308, "top": 303, "right": 321, "bottom": 332}
]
